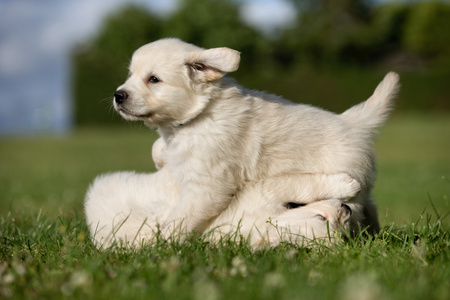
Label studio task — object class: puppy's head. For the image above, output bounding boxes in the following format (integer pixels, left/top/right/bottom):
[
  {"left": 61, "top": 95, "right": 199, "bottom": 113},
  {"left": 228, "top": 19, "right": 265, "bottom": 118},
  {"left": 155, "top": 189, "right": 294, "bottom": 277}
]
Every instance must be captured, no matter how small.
[{"left": 113, "top": 38, "right": 240, "bottom": 127}]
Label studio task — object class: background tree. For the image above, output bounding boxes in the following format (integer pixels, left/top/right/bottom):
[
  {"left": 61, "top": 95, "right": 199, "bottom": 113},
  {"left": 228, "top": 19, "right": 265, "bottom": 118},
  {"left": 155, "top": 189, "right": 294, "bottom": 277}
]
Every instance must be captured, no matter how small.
[
  {"left": 403, "top": 1, "right": 450, "bottom": 60},
  {"left": 162, "top": 0, "right": 273, "bottom": 73}
]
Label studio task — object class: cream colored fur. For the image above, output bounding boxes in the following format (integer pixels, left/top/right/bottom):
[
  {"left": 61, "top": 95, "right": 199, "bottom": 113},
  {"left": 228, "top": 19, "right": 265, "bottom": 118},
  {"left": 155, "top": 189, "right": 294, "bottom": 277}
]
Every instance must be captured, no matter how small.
[
  {"left": 85, "top": 38, "right": 399, "bottom": 246},
  {"left": 85, "top": 169, "right": 359, "bottom": 247}
]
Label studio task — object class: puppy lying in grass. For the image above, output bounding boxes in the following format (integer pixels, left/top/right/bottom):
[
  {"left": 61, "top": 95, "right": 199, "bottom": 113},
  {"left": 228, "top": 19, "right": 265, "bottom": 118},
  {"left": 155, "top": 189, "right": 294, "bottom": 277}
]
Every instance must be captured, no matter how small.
[
  {"left": 85, "top": 168, "right": 359, "bottom": 247},
  {"left": 87, "top": 124, "right": 360, "bottom": 248},
  {"left": 85, "top": 38, "right": 399, "bottom": 246}
]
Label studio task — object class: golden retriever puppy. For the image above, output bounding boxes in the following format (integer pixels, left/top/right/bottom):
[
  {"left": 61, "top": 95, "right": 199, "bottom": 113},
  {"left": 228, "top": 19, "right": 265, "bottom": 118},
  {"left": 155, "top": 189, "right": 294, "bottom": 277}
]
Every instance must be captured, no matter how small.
[
  {"left": 85, "top": 168, "right": 359, "bottom": 248},
  {"left": 108, "top": 38, "right": 399, "bottom": 235}
]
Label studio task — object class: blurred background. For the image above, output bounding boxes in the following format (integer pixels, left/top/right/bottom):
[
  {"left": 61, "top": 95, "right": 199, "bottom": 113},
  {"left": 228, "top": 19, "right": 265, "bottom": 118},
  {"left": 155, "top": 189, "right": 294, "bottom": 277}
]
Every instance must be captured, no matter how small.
[
  {"left": 1, "top": 0, "right": 449, "bottom": 133},
  {"left": 0, "top": 0, "right": 449, "bottom": 225}
]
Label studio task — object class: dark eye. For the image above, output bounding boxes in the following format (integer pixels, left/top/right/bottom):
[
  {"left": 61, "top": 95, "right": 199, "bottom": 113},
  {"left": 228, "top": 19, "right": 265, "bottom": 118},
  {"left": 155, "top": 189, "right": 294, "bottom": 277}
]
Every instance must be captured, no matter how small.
[
  {"left": 148, "top": 76, "right": 160, "bottom": 83},
  {"left": 192, "top": 63, "right": 205, "bottom": 71},
  {"left": 315, "top": 214, "right": 327, "bottom": 221}
]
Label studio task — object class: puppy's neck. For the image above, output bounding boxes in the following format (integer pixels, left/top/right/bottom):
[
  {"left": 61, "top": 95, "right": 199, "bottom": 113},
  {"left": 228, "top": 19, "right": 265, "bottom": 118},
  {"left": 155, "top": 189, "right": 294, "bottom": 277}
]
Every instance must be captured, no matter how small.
[{"left": 157, "top": 79, "right": 244, "bottom": 139}]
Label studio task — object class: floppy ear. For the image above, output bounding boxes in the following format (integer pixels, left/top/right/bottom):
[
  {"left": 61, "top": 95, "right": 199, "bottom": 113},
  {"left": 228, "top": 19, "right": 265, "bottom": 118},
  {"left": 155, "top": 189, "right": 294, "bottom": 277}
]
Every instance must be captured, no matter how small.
[{"left": 187, "top": 47, "right": 240, "bottom": 81}]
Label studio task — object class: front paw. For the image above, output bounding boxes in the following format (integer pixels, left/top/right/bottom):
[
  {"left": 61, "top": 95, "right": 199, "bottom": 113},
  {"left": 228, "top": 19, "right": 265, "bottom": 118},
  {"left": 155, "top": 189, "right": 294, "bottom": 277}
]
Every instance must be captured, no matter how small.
[{"left": 331, "top": 173, "right": 361, "bottom": 200}]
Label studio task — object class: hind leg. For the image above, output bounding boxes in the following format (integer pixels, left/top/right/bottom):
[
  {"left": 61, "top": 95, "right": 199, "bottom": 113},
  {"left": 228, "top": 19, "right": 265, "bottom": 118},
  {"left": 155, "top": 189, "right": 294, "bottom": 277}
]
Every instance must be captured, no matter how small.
[
  {"left": 259, "top": 172, "right": 361, "bottom": 205},
  {"left": 84, "top": 170, "right": 177, "bottom": 248}
]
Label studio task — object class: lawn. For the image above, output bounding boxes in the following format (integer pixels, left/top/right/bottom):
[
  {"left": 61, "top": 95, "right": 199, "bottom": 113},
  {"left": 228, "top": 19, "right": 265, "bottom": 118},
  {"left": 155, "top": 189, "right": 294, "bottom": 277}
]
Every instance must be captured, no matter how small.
[{"left": 0, "top": 113, "right": 449, "bottom": 299}]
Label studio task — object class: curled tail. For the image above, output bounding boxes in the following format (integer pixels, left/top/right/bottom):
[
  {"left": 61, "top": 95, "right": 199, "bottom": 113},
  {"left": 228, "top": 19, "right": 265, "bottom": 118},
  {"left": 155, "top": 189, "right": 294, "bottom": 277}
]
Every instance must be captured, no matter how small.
[{"left": 341, "top": 72, "right": 400, "bottom": 133}]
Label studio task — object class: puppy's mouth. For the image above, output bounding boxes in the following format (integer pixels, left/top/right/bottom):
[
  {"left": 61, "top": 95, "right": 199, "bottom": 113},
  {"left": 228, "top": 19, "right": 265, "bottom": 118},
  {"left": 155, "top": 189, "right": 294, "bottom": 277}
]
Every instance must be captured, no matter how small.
[{"left": 117, "top": 107, "right": 153, "bottom": 119}]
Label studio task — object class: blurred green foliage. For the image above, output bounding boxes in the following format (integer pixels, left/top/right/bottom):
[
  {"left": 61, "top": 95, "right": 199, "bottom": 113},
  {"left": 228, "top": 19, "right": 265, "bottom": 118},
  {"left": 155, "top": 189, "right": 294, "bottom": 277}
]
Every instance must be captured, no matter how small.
[
  {"left": 72, "top": 0, "right": 450, "bottom": 125},
  {"left": 404, "top": 1, "right": 450, "bottom": 58}
]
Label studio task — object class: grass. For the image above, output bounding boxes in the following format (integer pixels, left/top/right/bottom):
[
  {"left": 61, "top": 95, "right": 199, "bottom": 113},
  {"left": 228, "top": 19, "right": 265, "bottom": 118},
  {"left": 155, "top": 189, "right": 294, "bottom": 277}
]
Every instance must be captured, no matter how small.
[
  {"left": 0, "top": 113, "right": 449, "bottom": 299},
  {"left": 373, "top": 113, "right": 450, "bottom": 225}
]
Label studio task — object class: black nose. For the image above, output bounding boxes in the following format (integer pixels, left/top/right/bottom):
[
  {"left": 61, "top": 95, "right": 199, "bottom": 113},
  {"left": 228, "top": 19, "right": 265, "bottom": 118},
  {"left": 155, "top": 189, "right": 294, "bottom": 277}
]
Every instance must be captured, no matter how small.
[
  {"left": 341, "top": 203, "right": 352, "bottom": 215},
  {"left": 114, "top": 90, "right": 128, "bottom": 105}
]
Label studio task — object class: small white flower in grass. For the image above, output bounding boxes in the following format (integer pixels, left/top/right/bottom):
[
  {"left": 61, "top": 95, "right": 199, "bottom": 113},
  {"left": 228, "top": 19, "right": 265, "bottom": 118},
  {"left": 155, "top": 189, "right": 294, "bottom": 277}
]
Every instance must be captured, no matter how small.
[
  {"left": 0, "top": 263, "right": 8, "bottom": 279},
  {"left": 285, "top": 249, "right": 298, "bottom": 260},
  {"left": 160, "top": 256, "right": 181, "bottom": 272},
  {"left": 411, "top": 239, "right": 429, "bottom": 267},
  {"left": 61, "top": 270, "right": 92, "bottom": 296},
  {"left": 230, "top": 256, "right": 248, "bottom": 277},
  {"left": 339, "top": 272, "right": 385, "bottom": 300},
  {"left": 307, "top": 270, "right": 323, "bottom": 286},
  {"left": 264, "top": 272, "right": 285, "bottom": 289},
  {"left": 2, "top": 273, "right": 14, "bottom": 285},
  {"left": 13, "top": 263, "right": 26, "bottom": 277},
  {"left": 193, "top": 279, "right": 219, "bottom": 300},
  {"left": 71, "top": 270, "right": 92, "bottom": 287}
]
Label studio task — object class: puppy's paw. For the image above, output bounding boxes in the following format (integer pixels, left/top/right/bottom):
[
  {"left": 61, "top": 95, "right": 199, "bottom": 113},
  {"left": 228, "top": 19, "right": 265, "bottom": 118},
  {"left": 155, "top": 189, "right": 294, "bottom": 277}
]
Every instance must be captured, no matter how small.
[
  {"left": 330, "top": 173, "right": 361, "bottom": 200},
  {"left": 152, "top": 137, "right": 167, "bottom": 170}
]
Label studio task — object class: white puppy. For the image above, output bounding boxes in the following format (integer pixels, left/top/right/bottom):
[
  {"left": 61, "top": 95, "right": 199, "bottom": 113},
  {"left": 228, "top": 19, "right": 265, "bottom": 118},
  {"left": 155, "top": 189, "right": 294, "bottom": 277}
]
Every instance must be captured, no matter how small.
[
  {"left": 108, "top": 38, "right": 399, "bottom": 235},
  {"left": 85, "top": 168, "right": 359, "bottom": 247}
]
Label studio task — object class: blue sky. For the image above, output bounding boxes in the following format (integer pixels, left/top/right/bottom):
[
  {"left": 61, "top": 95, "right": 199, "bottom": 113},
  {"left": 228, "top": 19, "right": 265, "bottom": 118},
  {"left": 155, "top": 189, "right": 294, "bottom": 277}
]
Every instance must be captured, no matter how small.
[
  {"left": 0, "top": 0, "right": 338, "bottom": 135},
  {"left": 0, "top": 0, "right": 181, "bottom": 135}
]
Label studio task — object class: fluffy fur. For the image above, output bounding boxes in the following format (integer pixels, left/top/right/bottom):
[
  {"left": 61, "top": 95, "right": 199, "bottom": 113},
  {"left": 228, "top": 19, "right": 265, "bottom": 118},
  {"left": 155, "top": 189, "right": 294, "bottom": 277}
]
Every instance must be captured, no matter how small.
[
  {"left": 85, "top": 169, "right": 359, "bottom": 247},
  {"left": 85, "top": 38, "right": 399, "bottom": 247}
]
